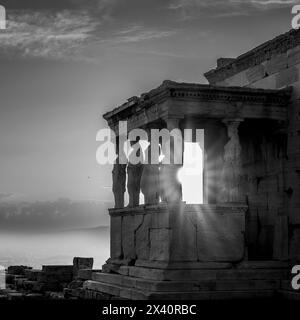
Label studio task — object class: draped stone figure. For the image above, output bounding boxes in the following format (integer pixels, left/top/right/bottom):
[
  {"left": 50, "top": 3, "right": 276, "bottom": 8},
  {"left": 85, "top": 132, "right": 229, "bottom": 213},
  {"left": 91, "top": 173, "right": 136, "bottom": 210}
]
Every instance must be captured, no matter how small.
[
  {"left": 140, "top": 144, "right": 160, "bottom": 205},
  {"left": 219, "top": 120, "right": 242, "bottom": 203},
  {"left": 127, "top": 141, "right": 144, "bottom": 207},
  {"left": 112, "top": 163, "right": 127, "bottom": 208},
  {"left": 127, "top": 163, "right": 143, "bottom": 207}
]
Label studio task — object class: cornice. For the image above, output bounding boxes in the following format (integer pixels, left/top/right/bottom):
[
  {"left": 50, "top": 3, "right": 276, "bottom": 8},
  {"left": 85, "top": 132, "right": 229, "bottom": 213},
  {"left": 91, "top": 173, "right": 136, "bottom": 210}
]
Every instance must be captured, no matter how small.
[
  {"left": 204, "top": 28, "right": 300, "bottom": 84},
  {"left": 103, "top": 81, "right": 291, "bottom": 124}
]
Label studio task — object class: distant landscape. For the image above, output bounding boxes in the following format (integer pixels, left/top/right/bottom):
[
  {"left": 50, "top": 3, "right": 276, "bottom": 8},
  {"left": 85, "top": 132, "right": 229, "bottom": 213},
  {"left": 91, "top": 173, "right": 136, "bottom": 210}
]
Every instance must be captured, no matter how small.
[
  {"left": 0, "top": 198, "right": 111, "bottom": 231},
  {"left": 0, "top": 199, "right": 111, "bottom": 268}
]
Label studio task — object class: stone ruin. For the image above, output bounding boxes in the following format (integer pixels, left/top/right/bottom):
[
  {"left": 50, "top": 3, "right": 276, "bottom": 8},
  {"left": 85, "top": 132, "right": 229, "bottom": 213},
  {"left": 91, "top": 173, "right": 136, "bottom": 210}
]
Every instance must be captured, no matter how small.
[
  {"left": 0, "top": 258, "right": 94, "bottom": 300},
  {"left": 76, "top": 28, "right": 300, "bottom": 300}
]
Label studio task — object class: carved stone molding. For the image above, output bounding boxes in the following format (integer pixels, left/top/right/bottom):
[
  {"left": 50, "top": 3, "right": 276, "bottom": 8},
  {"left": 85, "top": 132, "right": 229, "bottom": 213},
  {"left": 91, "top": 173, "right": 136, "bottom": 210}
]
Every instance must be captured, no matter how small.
[{"left": 205, "top": 28, "right": 300, "bottom": 84}]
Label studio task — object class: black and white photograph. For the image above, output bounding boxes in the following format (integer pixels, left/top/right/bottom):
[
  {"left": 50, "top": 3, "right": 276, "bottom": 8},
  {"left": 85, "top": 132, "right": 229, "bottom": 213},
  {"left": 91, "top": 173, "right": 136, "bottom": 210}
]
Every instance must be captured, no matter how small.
[{"left": 0, "top": 0, "right": 299, "bottom": 318}]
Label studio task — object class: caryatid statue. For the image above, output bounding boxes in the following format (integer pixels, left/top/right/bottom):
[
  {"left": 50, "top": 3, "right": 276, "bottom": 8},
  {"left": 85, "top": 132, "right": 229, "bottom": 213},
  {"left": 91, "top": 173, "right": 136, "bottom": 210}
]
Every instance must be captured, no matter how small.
[
  {"left": 112, "top": 163, "right": 127, "bottom": 208},
  {"left": 220, "top": 120, "right": 243, "bottom": 203},
  {"left": 127, "top": 140, "right": 144, "bottom": 207},
  {"left": 140, "top": 144, "right": 160, "bottom": 205}
]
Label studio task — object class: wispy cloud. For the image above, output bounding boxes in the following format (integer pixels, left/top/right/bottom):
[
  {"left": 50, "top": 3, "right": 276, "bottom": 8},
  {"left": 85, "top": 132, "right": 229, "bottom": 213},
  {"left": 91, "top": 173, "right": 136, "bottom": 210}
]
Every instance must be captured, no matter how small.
[
  {"left": 98, "top": 25, "right": 176, "bottom": 45},
  {"left": 0, "top": 192, "right": 25, "bottom": 203},
  {"left": 0, "top": 8, "right": 177, "bottom": 61},
  {"left": 168, "top": 0, "right": 296, "bottom": 19},
  {"left": 250, "top": 0, "right": 298, "bottom": 4},
  {"left": 0, "top": 10, "right": 100, "bottom": 60}
]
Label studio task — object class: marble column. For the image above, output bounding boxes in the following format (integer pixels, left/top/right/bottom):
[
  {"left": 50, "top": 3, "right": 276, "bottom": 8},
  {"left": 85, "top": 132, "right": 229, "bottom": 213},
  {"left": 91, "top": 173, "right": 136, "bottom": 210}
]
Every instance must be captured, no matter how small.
[
  {"left": 160, "top": 119, "right": 183, "bottom": 203},
  {"left": 219, "top": 119, "right": 243, "bottom": 203}
]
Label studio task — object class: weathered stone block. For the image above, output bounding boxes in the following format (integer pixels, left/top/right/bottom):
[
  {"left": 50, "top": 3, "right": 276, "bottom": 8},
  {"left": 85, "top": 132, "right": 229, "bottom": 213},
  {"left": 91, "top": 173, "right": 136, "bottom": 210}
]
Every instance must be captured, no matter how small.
[
  {"left": 92, "top": 272, "right": 122, "bottom": 286},
  {"left": 290, "top": 228, "right": 300, "bottom": 261},
  {"left": 42, "top": 265, "right": 73, "bottom": 274},
  {"left": 77, "top": 269, "right": 93, "bottom": 280},
  {"left": 195, "top": 209, "right": 245, "bottom": 262},
  {"left": 7, "top": 266, "right": 32, "bottom": 275},
  {"left": 288, "top": 45, "right": 300, "bottom": 67},
  {"left": 24, "top": 269, "right": 42, "bottom": 281},
  {"left": 265, "top": 54, "right": 288, "bottom": 75},
  {"left": 135, "top": 214, "right": 151, "bottom": 260},
  {"left": 151, "top": 208, "right": 170, "bottom": 229},
  {"left": 222, "top": 71, "right": 248, "bottom": 87},
  {"left": 149, "top": 229, "right": 171, "bottom": 261},
  {"left": 68, "top": 280, "right": 84, "bottom": 289},
  {"left": 276, "top": 66, "right": 298, "bottom": 88},
  {"left": 41, "top": 265, "right": 73, "bottom": 283},
  {"left": 246, "top": 64, "right": 266, "bottom": 83},
  {"left": 170, "top": 213, "right": 198, "bottom": 261},
  {"left": 122, "top": 215, "right": 135, "bottom": 260},
  {"left": 110, "top": 216, "right": 122, "bottom": 259},
  {"left": 128, "top": 266, "right": 165, "bottom": 280},
  {"left": 73, "top": 257, "right": 93, "bottom": 279},
  {"left": 83, "top": 280, "right": 121, "bottom": 296},
  {"left": 273, "top": 216, "right": 289, "bottom": 261},
  {"left": 250, "top": 73, "right": 276, "bottom": 89}
]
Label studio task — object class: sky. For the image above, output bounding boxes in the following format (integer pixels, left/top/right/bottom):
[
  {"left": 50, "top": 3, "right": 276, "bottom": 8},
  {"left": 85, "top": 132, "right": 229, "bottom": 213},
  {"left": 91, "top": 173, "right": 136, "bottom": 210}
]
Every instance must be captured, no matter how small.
[{"left": 0, "top": 0, "right": 296, "bottom": 204}]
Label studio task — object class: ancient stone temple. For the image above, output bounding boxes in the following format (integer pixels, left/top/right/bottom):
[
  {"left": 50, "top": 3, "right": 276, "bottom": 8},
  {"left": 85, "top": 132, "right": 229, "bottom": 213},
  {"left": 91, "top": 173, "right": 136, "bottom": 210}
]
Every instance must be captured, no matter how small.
[{"left": 83, "top": 29, "right": 300, "bottom": 300}]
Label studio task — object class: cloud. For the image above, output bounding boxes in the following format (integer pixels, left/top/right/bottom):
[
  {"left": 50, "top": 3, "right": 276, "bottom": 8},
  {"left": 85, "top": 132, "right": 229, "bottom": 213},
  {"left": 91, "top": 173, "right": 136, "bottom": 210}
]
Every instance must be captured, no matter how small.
[
  {"left": 250, "top": 0, "right": 298, "bottom": 4},
  {"left": 0, "top": 10, "right": 100, "bottom": 60},
  {"left": 0, "top": 0, "right": 290, "bottom": 61},
  {"left": 0, "top": 193, "right": 25, "bottom": 202},
  {"left": 97, "top": 25, "right": 176, "bottom": 45},
  {"left": 168, "top": 0, "right": 296, "bottom": 19},
  {"left": 0, "top": 5, "right": 177, "bottom": 61},
  {"left": 0, "top": 193, "right": 13, "bottom": 201}
]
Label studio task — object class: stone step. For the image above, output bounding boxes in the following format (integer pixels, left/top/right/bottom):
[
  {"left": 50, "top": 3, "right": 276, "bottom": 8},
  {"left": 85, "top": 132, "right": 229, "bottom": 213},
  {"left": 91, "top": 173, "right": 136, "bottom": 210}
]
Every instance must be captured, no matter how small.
[
  {"left": 279, "top": 290, "right": 300, "bottom": 300},
  {"left": 147, "top": 290, "right": 275, "bottom": 301},
  {"left": 83, "top": 280, "right": 275, "bottom": 300},
  {"left": 118, "top": 266, "right": 288, "bottom": 281},
  {"left": 133, "top": 260, "right": 289, "bottom": 270},
  {"left": 7, "top": 293, "right": 25, "bottom": 300},
  {"left": 134, "top": 260, "right": 232, "bottom": 270},
  {"left": 92, "top": 272, "right": 281, "bottom": 292},
  {"left": 92, "top": 273, "right": 199, "bottom": 292},
  {"left": 237, "top": 261, "right": 289, "bottom": 269},
  {"left": 25, "top": 293, "right": 45, "bottom": 300}
]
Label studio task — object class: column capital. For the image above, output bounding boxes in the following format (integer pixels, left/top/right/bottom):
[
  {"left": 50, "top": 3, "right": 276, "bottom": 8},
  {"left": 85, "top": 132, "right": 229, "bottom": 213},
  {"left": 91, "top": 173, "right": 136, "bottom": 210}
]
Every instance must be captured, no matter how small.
[{"left": 164, "top": 118, "right": 182, "bottom": 131}]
